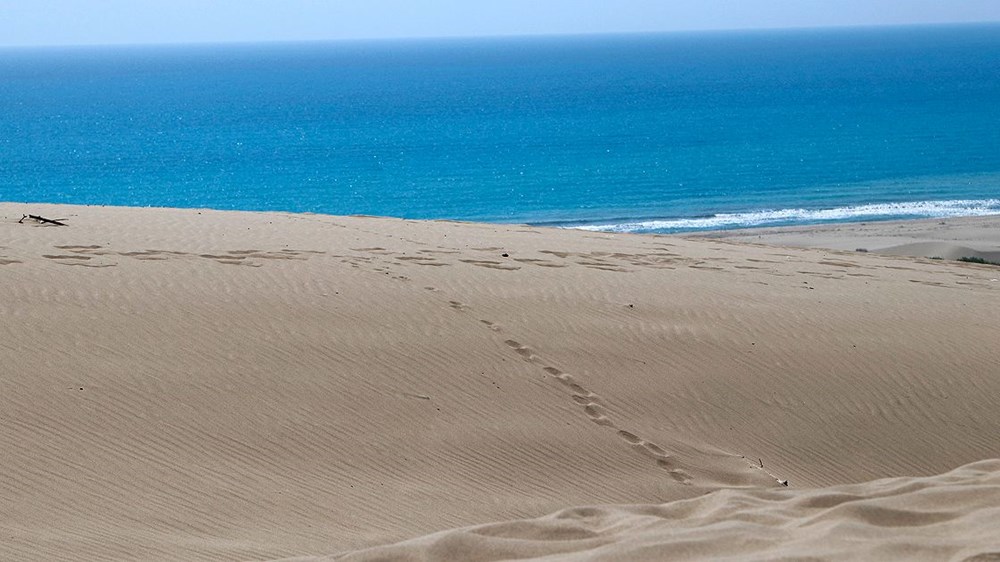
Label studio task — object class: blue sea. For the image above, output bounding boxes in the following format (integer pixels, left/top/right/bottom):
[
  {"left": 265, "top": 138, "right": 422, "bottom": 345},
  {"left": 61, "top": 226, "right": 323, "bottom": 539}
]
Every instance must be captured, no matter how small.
[{"left": 2, "top": 24, "right": 999, "bottom": 233}]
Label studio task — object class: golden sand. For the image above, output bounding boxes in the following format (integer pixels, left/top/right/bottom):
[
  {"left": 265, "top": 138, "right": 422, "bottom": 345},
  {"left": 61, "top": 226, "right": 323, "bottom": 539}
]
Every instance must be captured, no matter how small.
[{"left": 2, "top": 204, "right": 998, "bottom": 560}]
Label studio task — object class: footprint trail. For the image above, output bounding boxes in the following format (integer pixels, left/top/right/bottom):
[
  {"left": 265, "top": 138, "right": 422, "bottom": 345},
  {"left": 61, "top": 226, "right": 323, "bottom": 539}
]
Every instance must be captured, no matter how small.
[{"left": 441, "top": 298, "right": 696, "bottom": 485}]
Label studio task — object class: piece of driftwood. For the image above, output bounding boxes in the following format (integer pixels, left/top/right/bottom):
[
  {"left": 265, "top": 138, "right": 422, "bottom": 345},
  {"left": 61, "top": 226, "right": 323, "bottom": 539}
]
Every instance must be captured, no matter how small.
[{"left": 19, "top": 214, "right": 67, "bottom": 226}]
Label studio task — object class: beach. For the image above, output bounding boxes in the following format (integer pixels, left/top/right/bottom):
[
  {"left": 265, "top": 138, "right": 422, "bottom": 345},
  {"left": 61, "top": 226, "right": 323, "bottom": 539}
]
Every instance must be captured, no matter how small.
[
  {"left": 693, "top": 214, "right": 1000, "bottom": 263},
  {"left": 2, "top": 203, "right": 999, "bottom": 560}
]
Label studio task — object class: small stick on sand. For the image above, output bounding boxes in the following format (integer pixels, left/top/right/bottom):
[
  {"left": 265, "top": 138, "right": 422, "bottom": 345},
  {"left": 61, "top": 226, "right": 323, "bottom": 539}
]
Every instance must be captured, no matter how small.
[{"left": 20, "top": 214, "right": 68, "bottom": 226}]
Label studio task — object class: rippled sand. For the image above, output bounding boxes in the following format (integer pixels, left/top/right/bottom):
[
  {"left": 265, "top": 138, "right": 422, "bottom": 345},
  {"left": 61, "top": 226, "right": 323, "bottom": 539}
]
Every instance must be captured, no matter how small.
[{"left": 2, "top": 204, "right": 998, "bottom": 560}]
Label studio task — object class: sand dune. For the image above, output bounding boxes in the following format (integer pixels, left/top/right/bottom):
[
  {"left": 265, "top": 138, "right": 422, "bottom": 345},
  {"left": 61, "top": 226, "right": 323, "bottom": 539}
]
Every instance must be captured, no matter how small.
[
  {"left": 2, "top": 204, "right": 999, "bottom": 560},
  {"left": 334, "top": 459, "right": 1000, "bottom": 561}
]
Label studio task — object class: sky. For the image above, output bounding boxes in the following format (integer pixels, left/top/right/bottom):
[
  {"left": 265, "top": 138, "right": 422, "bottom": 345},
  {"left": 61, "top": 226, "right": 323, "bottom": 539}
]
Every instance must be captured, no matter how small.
[{"left": 1, "top": 0, "right": 999, "bottom": 47}]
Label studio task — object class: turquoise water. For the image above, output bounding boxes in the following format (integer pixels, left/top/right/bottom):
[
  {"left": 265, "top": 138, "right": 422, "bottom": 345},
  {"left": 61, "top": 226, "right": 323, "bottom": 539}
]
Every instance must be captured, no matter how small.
[{"left": 2, "top": 24, "right": 999, "bottom": 233}]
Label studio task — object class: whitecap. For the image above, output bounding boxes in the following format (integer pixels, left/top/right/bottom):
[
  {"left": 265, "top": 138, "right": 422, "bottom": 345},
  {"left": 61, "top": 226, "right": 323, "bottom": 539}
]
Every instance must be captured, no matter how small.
[{"left": 569, "top": 199, "right": 1000, "bottom": 233}]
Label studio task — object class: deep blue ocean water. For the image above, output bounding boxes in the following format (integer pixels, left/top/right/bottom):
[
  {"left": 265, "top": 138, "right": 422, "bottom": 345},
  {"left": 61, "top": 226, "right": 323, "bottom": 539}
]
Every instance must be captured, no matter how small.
[{"left": 2, "top": 24, "right": 999, "bottom": 233}]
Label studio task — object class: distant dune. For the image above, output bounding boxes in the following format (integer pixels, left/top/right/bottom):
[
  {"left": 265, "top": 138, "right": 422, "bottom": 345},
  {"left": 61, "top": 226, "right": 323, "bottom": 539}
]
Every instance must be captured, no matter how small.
[{"left": 2, "top": 204, "right": 999, "bottom": 560}]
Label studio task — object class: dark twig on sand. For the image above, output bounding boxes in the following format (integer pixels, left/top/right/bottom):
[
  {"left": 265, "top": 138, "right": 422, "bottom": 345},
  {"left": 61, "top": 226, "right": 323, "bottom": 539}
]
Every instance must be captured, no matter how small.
[{"left": 19, "top": 214, "right": 67, "bottom": 226}]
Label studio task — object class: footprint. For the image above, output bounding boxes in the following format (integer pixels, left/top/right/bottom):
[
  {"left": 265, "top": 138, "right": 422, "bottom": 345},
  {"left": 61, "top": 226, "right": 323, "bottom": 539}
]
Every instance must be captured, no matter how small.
[
  {"left": 582, "top": 404, "right": 614, "bottom": 426},
  {"left": 539, "top": 250, "right": 570, "bottom": 259},
  {"left": 58, "top": 263, "right": 117, "bottom": 268},
  {"left": 200, "top": 254, "right": 244, "bottom": 260},
  {"left": 614, "top": 428, "right": 694, "bottom": 485},
  {"left": 516, "top": 348, "right": 536, "bottom": 360},
  {"left": 43, "top": 254, "right": 91, "bottom": 260},
  {"left": 549, "top": 374, "right": 590, "bottom": 396},
  {"left": 617, "top": 430, "right": 642, "bottom": 444},
  {"left": 461, "top": 260, "right": 521, "bottom": 271},
  {"left": 418, "top": 249, "right": 460, "bottom": 255},
  {"left": 587, "top": 415, "right": 614, "bottom": 427},
  {"left": 657, "top": 461, "right": 693, "bottom": 484},
  {"left": 504, "top": 340, "right": 536, "bottom": 361},
  {"left": 480, "top": 320, "right": 501, "bottom": 332},
  {"left": 548, "top": 369, "right": 571, "bottom": 381},
  {"left": 54, "top": 245, "right": 102, "bottom": 250},
  {"left": 540, "top": 368, "right": 594, "bottom": 395},
  {"left": 216, "top": 259, "right": 262, "bottom": 267},
  {"left": 449, "top": 301, "right": 467, "bottom": 311},
  {"left": 644, "top": 443, "right": 671, "bottom": 457}
]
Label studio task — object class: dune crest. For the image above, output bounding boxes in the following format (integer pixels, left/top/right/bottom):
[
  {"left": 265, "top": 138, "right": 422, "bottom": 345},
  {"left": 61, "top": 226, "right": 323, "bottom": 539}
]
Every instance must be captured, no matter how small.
[{"left": 334, "top": 459, "right": 1000, "bottom": 561}]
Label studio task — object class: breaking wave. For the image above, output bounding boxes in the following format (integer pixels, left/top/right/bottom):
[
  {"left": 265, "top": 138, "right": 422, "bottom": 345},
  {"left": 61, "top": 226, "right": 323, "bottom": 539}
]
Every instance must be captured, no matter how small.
[{"left": 570, "top": 199, "right": 1000, "bottom": 234}]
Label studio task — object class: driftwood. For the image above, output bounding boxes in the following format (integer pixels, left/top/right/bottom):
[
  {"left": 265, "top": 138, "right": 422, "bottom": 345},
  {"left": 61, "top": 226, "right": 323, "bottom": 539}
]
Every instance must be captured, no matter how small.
[{"left": 19, "top": 214, "right": 67, "bottom": 226}]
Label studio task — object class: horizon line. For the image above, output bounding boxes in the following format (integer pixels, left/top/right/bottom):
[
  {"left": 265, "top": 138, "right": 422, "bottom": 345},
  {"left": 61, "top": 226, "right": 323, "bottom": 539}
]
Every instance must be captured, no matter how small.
[{"left": 1, "top": 20, "right": 998, "bottom": 50}]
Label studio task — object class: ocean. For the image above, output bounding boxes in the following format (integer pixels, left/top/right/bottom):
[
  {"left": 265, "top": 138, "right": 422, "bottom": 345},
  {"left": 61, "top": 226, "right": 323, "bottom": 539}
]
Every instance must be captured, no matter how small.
[{"left": 2, "top": 24, "right": 999, "bottom": 233}]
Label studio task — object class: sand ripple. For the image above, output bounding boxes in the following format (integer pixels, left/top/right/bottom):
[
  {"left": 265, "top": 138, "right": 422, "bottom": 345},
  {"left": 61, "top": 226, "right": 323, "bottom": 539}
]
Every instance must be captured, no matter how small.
[
  {"left": 335, "top": 459, "right": 1000, "bottom": 561},
  {"left": 3, "top": 204, "right": 999, "bottom": 560}
]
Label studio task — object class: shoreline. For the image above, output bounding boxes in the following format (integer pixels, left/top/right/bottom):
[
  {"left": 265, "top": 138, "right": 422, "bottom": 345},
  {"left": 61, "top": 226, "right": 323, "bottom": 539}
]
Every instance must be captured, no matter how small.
[
  {"left": 8, "top": 199, "right": 1000, "bottom": 257},
  {"left": 3, "top": 202, "right": 999, "bottom": 560},
  {"left": 685, "top": 213, "right": 1000, "bottom": 262}
]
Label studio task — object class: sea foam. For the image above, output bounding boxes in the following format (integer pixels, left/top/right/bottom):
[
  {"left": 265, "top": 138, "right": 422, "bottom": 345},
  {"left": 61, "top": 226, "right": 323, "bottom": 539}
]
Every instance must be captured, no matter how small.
[{"left": 571, "top": 199, "right": 1000, "bottom": 234}]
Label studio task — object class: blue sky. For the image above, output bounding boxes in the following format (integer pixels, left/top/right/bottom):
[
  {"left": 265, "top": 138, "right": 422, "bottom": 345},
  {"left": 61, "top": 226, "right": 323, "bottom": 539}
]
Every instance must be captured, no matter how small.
[{"left": 1, "top": 0, "right": 999, "bottom": 47}]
